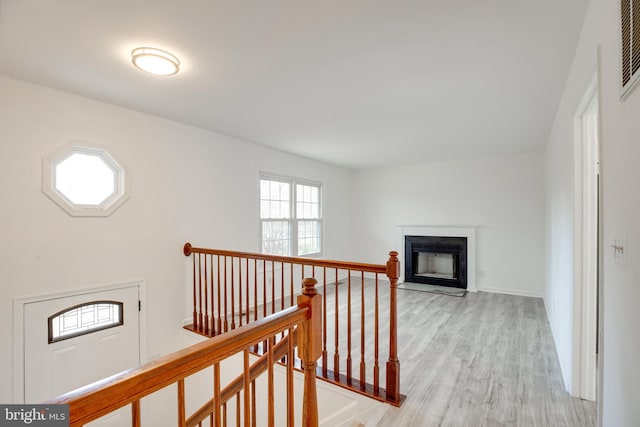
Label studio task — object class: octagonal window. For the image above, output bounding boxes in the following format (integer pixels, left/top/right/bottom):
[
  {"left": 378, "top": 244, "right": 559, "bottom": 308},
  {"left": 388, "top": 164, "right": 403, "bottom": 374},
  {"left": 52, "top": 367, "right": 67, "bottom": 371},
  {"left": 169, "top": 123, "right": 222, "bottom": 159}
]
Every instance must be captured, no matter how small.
[
  {"left": 56, "top": 153, "right": 116, "bottom": 205},
  {"left": 43, "top": 144, "right": 129, "bottom": 217}
]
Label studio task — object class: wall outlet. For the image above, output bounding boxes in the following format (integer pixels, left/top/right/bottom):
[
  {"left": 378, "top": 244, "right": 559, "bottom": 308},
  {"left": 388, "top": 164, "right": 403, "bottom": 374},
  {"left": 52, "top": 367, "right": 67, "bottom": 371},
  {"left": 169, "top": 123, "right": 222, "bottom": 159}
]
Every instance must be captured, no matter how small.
[{"left": 612, "top": 236, "right": 626, "bottom": 267}]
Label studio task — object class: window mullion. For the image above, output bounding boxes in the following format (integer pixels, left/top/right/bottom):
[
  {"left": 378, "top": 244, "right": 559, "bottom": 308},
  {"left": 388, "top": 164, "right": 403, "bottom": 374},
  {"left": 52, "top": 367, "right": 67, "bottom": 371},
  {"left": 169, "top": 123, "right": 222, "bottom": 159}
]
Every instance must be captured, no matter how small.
[{"left": 291, "top": 181, "right": 297, "bottom": 256}]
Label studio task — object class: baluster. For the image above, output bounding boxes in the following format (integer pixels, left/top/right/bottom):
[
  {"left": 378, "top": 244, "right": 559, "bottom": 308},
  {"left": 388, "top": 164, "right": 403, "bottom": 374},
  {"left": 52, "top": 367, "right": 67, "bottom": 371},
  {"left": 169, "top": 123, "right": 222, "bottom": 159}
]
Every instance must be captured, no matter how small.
[
  {"left": 235, "top": 392, "right": 240, "bottom": 427},
  {"left": 204, "top": 255, "right": 209, "bottom": 335},
  {"left": 246, "top": 258, "right": 250, "bottom": 325},
  {"left": 263, "top": 260, "right": 267, "bottom": 319},
  {"left": 224, "top": 256, "right": 229, "bottom": 332},
  {"left": 243, "top": 349, "right": 251, "bottom": 427},
  {"left": 254, "top": 259, "right": 259, "bottom": 352},
  {"left": 287, "top": 327, "right": 294, "bottom": 427},
  {"left": 214, "top": 363, "right": 222, "bottom": 427},
  {"left": 239, "top": 258, "right": 243, "bottom": 327},
  {"left": 217, "top": 255, "right": 222, "bottom": 335},
  {"left": 271, "top": 260, "right": 275, "bottom": 315},
  {"left": 132, "top": 400, "right": 141, "bottom": 427},
  {"left": 360, "top": 270, "right": 366, "bottom": 387},
  {"left": 214, "top": 255, "right": 216, "bottom": 336},
  {"left": 253, "top": 259, "right": 258, "bottom": 322},
  {"left": 374, "top": 273, "right": 380, "bottom": 393},
  {"left": 333, "top": 268, "right": 340, "bottom": 379},
  {"left": 322, "top": 268, "right": 327, "bottom": 377},
  {"left": 289, "top": 264, "right": 294, "bottom": 307},
  {"left": 222, "top": 404, "right": 227, "bottom": 427},
  {"left": 251, "top": 381, "right": 256, "bottom": 427},
  {"left": 231, "top": 257, "right": 236, "bottom": 330},
  {"left": 192, "top": 252, "right": 197, "bottom": 331},
  {"left": 281, "top": 261, "right": 285, "bottom": 311},
  {"left": 262, "top": 260, "right": 267, "bottom": 352},
  {"left": 267, "top": 337, "right": 274, "bottom": 427},
  {"left": 347, "top": 273, "right": 352, "bottom": 383},
  {"left": 198, "top": 254, "right": 203, "bottom": 332},
  {"left": 178, "top": 379, "right": 186, "bottom": 427},
  {"left": 385, "top": 251, "right": 401, "bottom": 404}
]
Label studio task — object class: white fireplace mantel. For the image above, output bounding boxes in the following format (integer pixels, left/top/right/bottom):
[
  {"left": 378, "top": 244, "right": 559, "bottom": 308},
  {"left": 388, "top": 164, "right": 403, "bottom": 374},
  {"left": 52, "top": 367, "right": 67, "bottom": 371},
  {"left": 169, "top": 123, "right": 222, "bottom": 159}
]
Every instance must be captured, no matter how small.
[{"left": 398, "top": 225, "right": 477, "bottom": 292}]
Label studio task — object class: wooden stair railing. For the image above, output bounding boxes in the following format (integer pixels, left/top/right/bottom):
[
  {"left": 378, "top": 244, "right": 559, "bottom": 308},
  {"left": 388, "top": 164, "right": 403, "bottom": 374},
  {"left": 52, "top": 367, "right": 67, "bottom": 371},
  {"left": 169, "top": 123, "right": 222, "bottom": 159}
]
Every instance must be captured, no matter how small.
[
  {"left": 46, "top": 278, "right": 323, "bottom": 427},
  {"left": 186, "top": 328, "right": 298, "bottom": 427},
  {"left": 183, "top": 242, "right": 403, "bottom": 406}
]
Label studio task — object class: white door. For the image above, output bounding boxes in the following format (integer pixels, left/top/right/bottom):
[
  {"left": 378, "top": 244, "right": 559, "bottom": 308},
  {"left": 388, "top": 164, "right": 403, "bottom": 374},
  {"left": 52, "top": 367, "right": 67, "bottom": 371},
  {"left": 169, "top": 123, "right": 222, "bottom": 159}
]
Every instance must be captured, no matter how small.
[{"left": 24, "top": 285, "right": 140, "bottom": 425}]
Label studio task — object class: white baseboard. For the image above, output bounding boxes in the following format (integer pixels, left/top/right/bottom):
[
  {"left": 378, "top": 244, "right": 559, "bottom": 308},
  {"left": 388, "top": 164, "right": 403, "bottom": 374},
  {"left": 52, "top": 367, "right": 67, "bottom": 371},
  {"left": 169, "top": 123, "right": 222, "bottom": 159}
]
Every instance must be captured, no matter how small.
[{"left": 478, "top": 286, "right": 543, "bottom": 298}]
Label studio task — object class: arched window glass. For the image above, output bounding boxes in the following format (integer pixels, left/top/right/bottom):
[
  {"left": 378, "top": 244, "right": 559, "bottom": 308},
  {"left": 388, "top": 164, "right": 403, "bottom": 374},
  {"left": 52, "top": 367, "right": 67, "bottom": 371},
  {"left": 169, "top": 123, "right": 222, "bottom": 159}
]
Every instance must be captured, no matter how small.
[{"left": 48, "top": 301, "right": 124, "bottom": 343}]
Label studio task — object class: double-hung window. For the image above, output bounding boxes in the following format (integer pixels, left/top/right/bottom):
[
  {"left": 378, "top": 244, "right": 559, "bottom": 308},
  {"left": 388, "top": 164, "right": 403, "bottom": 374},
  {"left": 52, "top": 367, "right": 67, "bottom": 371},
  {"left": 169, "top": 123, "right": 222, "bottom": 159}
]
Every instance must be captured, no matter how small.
[{"left": 260, "top": 174, "right": 322, "bottom": 256}]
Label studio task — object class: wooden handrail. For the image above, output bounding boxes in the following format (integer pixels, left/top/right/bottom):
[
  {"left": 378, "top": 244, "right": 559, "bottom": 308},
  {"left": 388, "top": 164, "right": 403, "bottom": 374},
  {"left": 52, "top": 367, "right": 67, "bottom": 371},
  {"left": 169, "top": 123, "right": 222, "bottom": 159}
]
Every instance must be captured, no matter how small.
[
  {"left": 183, "top": 242, "right": 403, "bottom": 406},
  {"left": 46, "top": 304, "right": 313, "bottom": 426},
  {"left": 184, "top": 243, "right": 387, "bottom": 273}
]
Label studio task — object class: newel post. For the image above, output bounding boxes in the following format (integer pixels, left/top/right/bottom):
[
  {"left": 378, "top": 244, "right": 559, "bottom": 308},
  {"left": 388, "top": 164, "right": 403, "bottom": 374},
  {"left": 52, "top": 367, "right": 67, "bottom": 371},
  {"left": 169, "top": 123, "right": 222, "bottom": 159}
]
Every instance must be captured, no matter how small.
[
  {"left": 386, "top": 251, "right": 401, "bottom": 404},
  {"left": 183, "top": 242, "right": 198, "bottom": 330},
  {"left": 297, "top": 278, "right": 322, "bottom": 427}
]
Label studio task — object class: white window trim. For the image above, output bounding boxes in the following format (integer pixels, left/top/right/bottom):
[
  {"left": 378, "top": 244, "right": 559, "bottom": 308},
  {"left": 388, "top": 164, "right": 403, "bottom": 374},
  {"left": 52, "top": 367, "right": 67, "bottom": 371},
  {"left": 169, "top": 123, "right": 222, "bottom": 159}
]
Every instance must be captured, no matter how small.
[
  {"left": 42, "top": 142, "right": 130, "bottom": 217},
  {"left": 259, "top": 173, "right": 323, "bottom": 257}
]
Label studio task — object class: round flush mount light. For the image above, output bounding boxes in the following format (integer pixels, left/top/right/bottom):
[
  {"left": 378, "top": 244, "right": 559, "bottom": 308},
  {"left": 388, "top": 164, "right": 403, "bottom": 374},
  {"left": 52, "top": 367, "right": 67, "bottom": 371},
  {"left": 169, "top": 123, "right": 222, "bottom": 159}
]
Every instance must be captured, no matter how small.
[{"left": 131, "top": 47, "right": 180, "bottom": 76}]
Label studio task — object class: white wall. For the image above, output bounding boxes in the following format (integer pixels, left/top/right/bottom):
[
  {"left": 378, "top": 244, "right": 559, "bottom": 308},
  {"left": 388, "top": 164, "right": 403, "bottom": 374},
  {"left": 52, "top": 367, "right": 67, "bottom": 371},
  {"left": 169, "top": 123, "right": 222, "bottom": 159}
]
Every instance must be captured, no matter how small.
[
  {"left": 544, "top": 0, "right": 640, "bottom": 424},
  {"left": 0, "top": 75, "right": 353, "bottom": 404},
  {"left": 543, "top": 1, "right": 599, "bottom": 394},
  {"left": 350, "top": 152, "right": 545, "bottom": 296}
]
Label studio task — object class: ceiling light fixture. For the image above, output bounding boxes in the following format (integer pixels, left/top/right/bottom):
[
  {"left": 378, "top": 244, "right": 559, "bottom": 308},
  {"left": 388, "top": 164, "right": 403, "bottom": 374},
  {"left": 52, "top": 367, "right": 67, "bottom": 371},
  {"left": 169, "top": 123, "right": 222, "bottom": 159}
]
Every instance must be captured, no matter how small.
[{"left": 131, "top": 47, "right": 180, "bottom": 76}]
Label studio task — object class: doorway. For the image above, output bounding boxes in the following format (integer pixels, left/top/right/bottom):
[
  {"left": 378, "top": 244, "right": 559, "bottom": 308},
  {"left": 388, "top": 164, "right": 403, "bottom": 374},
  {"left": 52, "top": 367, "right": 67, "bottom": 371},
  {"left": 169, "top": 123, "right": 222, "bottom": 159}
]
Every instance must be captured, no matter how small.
[
  {"left": 573, "top": 74, "right": 600, "bottom": 401},
  {"left": 13, "top": 281, "right": 145, "bottom": 424}
]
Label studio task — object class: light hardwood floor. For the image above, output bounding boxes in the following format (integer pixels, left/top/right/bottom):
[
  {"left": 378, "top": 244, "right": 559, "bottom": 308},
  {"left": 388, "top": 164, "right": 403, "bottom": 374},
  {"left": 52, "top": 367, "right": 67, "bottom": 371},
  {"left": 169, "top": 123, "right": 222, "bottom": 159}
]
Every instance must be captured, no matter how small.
[
  {"left": 226, "top": 276, "right": 596, "bottom": 426},
  {"left": 375, "top": 288, "right": 596, "bottom": 427}
]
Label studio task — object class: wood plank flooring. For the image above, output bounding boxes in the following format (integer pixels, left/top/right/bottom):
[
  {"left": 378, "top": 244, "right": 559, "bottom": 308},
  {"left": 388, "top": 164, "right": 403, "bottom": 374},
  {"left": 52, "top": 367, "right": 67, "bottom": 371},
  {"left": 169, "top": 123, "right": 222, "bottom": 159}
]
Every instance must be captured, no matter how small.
[
  {"left": 195, "top": 275, "right": 596, "bottom": 426},
  {"left": 375, "top": 288, "right": 596, "bottom": 427}
]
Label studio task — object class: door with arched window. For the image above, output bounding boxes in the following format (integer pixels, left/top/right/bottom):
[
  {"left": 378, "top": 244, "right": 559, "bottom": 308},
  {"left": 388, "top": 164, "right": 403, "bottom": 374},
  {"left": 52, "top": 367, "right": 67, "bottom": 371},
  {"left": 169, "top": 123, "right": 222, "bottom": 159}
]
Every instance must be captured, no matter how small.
[{"left": 23, "top": 284, "right": 140, "bottom": 425}]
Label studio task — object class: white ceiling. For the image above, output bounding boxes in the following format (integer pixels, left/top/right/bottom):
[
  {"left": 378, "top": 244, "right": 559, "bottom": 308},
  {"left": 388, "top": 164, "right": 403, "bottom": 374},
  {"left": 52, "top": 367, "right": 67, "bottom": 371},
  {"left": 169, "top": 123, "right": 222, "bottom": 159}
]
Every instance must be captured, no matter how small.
[{"left": 0, "top": 0, "right": 589, "bottom": 169}]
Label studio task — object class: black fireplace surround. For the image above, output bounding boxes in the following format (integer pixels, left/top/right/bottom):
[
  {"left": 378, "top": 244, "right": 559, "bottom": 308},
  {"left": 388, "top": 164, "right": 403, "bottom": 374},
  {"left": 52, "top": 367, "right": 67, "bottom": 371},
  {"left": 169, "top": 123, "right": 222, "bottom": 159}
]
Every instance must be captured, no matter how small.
[{"left": 404, "top": 235, "right": 467, "bottom": 289}]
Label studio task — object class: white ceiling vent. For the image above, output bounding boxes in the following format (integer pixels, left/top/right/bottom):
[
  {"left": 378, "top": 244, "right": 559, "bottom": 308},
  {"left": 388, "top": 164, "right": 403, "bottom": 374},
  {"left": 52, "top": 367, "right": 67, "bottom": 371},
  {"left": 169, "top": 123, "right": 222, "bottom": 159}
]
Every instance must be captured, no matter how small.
[{"left": 621, "top": 0, "right": 640, "bottom": 98}]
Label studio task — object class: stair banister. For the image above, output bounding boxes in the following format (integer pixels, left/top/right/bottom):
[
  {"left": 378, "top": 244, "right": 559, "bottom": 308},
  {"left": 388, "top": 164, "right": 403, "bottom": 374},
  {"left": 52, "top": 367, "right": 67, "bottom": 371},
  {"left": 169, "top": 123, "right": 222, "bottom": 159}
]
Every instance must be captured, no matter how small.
[
  {"left": 183, "top": 243, "right": 404, "bottom": 406},
  {"left": 45, "top": 287, "right": 321, "bottom": 426}
]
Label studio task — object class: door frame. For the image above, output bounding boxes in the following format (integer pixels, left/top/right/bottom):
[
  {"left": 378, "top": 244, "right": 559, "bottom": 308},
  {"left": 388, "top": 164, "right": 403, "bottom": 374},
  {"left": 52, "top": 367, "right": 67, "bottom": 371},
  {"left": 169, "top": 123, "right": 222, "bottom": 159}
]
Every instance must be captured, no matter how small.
[
  {"left": 572, "top": 72, "right": 600, "bottom": 401},
  {"left": 12, "top": 280, "right": 147, "bottom": 403}
]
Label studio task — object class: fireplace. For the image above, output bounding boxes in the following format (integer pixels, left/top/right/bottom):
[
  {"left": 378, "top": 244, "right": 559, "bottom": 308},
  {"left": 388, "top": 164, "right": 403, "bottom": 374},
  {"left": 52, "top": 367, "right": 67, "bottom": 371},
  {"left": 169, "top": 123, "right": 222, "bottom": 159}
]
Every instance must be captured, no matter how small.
[{"left": 404, "top": 235, "right": 467, "bottom": 289}]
